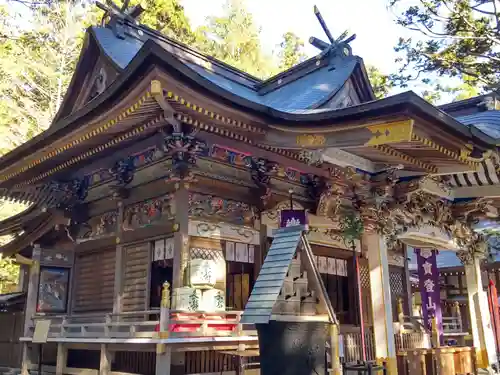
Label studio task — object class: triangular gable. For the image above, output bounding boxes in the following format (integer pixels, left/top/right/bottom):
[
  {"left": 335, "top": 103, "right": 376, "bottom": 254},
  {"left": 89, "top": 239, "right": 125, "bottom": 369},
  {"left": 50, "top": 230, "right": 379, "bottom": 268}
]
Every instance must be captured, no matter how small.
[
  {"left": 52, "top": 30, "right": 120, "bottom": 124},
  {"left": 240, "top": 225, "right": 337, "bottom": 325}
]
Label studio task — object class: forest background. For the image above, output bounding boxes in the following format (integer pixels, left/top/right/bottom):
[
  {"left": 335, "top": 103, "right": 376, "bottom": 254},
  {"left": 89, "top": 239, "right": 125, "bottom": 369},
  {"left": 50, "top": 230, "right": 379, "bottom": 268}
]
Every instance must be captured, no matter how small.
[{"left": 0, "top": 0, "right": 498, "bottom": 292}]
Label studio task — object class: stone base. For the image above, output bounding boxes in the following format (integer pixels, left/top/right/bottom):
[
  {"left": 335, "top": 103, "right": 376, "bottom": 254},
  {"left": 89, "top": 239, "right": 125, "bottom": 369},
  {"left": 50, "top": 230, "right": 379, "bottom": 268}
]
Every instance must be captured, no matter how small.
[{"left": 256, "top": 321, "right": 328, "bottom": 375}]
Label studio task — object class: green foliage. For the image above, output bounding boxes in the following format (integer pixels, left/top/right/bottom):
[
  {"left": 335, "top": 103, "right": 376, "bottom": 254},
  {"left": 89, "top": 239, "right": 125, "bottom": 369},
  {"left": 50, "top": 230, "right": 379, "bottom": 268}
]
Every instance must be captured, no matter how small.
[
  {"left": 0, "top": 1, "right": 101, "bottom": 154},
  {"left": 0, "top": 255, "right": 19, "bottom": 293},
  {"left": 340, "top": 211, "right": 364, "bottom": 249},
  {"left": 128, "top": 0, "right": 198, "bottom": 45},
  {"left": 277, "top": 32, "right": 307, "bottom": 71},
  {"left": 367, "top": 65, "right": 392, "bottom": 99},
  {"left": 196, "top": 0, "right": 276, "bottom": 78},
  {"left": 389, "top": 0, "right": 500, "bottom": 94}
]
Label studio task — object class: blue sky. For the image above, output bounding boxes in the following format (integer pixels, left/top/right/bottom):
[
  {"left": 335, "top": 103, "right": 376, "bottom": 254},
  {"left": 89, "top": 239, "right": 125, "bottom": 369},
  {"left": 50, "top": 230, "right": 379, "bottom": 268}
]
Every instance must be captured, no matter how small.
[{"left": 182, "top": 0, "right": 413, "bottom": 75}]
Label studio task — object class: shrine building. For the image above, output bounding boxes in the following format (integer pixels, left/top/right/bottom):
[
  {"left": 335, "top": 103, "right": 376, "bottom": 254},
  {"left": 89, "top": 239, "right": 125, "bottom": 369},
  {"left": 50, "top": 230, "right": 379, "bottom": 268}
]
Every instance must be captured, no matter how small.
[{"left": 1, "top": 4, "right": 500, "bottom": 375}]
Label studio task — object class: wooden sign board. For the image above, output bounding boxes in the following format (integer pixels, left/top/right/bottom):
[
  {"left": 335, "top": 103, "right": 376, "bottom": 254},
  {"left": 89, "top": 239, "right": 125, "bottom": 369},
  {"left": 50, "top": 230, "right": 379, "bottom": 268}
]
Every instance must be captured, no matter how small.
[{"left": 32, "top": 319, "right": 51, "bottom": 343}]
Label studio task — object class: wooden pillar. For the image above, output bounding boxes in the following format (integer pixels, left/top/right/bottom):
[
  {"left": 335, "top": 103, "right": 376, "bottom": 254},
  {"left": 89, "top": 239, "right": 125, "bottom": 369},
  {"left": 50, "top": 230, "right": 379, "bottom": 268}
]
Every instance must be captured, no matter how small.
[
  {"left": 365, "top": 232, "right": 397, "bottom": 375},
  {"left": 55, "top": 343, "right": 67, "bottom": 375},
  {"left": 156, "top": 283, "right": 172, "bottom": 375},
  {"left": 172, "top": 182, "right": 190, "bottom": 291},
  {"left": 403, "top": 245, "right": 412, "bottom": 316},
  {"left": 463, "top": 254, "right": 497, "bottom": 369},
  {"left": 23, "top": 244, "right": 41, "bottom": 336},
  {"left": 99, "top": 344, "right": 111, "bottom": 375},
  {"left": 170, "top": 182, "right": 189, "bottom": 375},
  {"left": 20, "top": 343, "right": 36, "bottom": 375},
  {"left": 113, "top": 201, "right": 125, "bottom": 315}
]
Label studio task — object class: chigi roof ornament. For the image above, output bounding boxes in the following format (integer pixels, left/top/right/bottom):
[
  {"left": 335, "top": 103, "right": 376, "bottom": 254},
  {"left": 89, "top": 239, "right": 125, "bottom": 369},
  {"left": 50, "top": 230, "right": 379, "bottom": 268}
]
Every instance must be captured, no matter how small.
[
  {"left": 96, "top": 0, "right": 145, "bottom": 39},
  {"left": 309, "top": 5, "right": 356, "bottom": 59}
]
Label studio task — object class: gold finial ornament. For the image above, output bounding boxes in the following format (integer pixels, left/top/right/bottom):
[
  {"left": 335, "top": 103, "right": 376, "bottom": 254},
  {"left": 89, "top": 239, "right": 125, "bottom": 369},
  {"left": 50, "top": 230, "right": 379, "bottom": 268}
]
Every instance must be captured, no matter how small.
[{"left": 161, "top": 281, "right": 171, "bottom": 308}]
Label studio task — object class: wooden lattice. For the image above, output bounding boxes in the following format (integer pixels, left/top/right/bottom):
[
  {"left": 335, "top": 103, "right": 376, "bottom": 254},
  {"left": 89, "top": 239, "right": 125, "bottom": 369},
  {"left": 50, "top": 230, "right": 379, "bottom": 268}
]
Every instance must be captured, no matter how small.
[
  {"left": 389, "top": 271, "right": 404, "bottom": 296},
  {"left": 190, "top": 247, "right": 224, "bottom": 261},
  {"left": 359, "top": 264, "right": 370, "bottom": 289}
]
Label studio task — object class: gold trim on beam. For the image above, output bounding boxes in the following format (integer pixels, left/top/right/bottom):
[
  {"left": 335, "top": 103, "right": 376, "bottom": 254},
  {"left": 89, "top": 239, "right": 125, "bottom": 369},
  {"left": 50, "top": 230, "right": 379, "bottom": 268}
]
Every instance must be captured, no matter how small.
[
  {"left": 1, "top": 87, "right": 154, "bottom": 183},
  {"left": 164, "top": 90, "right": 266, "bottom": 135},
  {"left": 15, "top": 114, "right": 165, "bottom": 187},
  {"left": 366, "top": 120, "right": 413, "bottom": 146},
  {"left": 411, "top": 134, "right": 479, "bottom": 168},
  {"left": 371, "top": 144, "right": 438, "bottom": 173},
  {"left": 173, "top": 112, "right": 301, "bottom": 161}
]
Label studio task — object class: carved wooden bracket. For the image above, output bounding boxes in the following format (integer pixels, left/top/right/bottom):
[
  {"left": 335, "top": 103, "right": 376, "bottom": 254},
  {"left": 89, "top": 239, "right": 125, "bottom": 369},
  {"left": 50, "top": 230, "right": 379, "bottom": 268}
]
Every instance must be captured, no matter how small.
[{"left": 161, "top": 126, "right": 208, "bottom": 181}]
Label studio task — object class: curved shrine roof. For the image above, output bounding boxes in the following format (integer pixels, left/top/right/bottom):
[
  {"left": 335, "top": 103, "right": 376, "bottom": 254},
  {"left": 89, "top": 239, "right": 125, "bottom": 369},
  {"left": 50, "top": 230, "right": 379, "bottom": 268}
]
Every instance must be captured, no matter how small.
[
  {"left": 458, "top": 111, "right": 500, "bottom": 140},
  {"left": 91, "top": 25, "right": 363, "bottom": 113}
]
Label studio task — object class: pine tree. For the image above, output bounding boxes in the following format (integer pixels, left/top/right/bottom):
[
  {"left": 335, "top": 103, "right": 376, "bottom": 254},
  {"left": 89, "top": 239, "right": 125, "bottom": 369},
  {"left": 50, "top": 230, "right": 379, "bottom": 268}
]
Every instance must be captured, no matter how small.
[
  {"left": 389, "top": 0, "right": 500, "bottom": 94},
  {"left": 196, "top": 0, "right": 276, "bottom": 78}
]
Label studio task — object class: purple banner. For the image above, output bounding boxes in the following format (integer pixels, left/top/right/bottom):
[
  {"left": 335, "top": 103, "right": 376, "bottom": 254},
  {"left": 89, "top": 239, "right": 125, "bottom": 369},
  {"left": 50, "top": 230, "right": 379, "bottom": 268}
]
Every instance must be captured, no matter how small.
[
  {"left": 280, "top": 209, "right": 307, "bottom": 228},
  {"left": 415, "top": 249, "right": 443, "bottom": 343}
]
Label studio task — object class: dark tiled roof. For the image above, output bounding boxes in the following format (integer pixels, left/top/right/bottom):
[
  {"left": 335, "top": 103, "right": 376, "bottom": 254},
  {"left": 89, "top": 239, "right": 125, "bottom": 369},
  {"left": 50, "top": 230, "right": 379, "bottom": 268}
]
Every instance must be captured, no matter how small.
[
  {"left": 0, "top": 292, "right": 25, "bottom": 312},
  {"left": 457, "top": 111, "right": 500, "bottom": 140},
  {"left": 92, "top": 25, "right": 360, "bottom": 113}
]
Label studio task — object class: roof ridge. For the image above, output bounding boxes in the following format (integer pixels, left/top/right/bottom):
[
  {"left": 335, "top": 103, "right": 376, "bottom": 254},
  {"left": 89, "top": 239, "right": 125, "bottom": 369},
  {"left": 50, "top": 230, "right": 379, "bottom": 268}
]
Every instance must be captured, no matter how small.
[
  {"left": 118, "top": 19, "right": 264, "bottom": 85},
  {"left": 111, "top": 18, "right": 353, "bottom": 96}
]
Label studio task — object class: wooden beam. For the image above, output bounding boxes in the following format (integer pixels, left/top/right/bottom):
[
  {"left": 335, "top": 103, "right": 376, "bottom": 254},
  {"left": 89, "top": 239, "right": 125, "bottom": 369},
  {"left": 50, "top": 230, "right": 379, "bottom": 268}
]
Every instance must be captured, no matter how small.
[
  {"left": 172, "top": 182, "right": 190, "bottom": 291},
  {"left": 200, "top": 131, "right": 331, "bottom": 177},
  {"left": 23, "top": 246, "right": 41, "bottom": 336},
  {"left": 113, "top": 201, "right": 125, "bottom": 315},
  {"left": 55, "top": 343, "right": 67, "bottom": 375},
  {"left": 99, "top": 344, "right": 111, "bottom": 375},
  {"left": 453, "top": 184, "right": 500, "bottom": 199}
]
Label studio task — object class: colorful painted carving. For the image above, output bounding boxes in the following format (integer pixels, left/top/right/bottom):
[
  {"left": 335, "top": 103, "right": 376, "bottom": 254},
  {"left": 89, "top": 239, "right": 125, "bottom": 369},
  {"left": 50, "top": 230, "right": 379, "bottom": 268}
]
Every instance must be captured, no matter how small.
[
  {"left": 188, "top": 193, "right": 254, "bottom": 225},
  {"left": 123, "top": 194, "right": 175, "bottom": 230},
  {"left": 78, "top": 211, "right": 118, "bottom": 240},
  {"left": 210, "top": 144, "right": 252, "bottom": 167},
  {"left": 131, "top": 147, "right": 164, "bottom": 168}
]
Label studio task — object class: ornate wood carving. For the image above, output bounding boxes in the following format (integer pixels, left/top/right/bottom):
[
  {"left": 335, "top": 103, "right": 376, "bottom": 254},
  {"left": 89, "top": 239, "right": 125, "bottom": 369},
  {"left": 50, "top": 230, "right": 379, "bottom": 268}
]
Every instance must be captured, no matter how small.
[
  {"left": 77, "top": 211, "right": 118, "bottom": 241},
  {"left": 350, "top": 170, "right": 495, "bottom": 253},
  {"left": 249, "top": 157, "right": 278, "bottom": 208},
  {"left": 188, "top": 193, "right": 256, "bottom": 225},
  {"left": 161, "top": 126, "right": 208, "bottom": 180},
  {"left": 50, "top": 178, "right": 89, "bottom": 211},
  {"left": 109, "top": 156, "right": 135, "bottom": 198},
  {"left": 87, "top": 68, "right": 107, "bottom": 102},
  {"left": 122, "top": 194, "right": 175, "bottom": 230}
]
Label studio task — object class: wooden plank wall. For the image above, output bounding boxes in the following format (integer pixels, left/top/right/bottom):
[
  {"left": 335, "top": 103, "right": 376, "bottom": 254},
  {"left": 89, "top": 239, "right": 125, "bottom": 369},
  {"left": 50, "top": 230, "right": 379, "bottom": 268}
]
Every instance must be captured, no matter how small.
[
  {"left": 0, "top": 312, "right": 23, "bottom": 368},
  {"left": 73, "top": 248, "right": 115, "bottom": 312},
  {"left": 123, "top": 242, "right": 150, "bottom": 312}
]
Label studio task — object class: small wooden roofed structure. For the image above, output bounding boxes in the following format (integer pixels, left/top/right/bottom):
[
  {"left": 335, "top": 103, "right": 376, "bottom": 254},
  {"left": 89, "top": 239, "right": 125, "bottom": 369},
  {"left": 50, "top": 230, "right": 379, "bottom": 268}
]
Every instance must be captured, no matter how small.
[{"left": 241, "top": 225, "right": 337, "bottom": 325}]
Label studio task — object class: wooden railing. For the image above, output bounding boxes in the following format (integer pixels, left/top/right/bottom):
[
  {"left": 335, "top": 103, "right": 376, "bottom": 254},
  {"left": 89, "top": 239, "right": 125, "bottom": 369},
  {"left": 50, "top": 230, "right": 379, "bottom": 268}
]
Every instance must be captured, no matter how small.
[
  {"left": 395, "top": 332, "right": 431, "bottom": 351},
  {"left": 28, "top": 310, "right": 257, "bottom": 340},
  {"left": 341, "top": 332, "right": 375, "bottom": 363},
  {"left": 400, "top": 315, "right": 464, "bottom": 335}
]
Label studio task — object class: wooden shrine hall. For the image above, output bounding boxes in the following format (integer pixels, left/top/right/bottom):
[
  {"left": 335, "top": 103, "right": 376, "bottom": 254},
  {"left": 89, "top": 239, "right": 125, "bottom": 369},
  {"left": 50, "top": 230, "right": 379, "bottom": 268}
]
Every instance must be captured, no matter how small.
[{"left": 2, "top": 3, "right": 500, "bottom": 375}]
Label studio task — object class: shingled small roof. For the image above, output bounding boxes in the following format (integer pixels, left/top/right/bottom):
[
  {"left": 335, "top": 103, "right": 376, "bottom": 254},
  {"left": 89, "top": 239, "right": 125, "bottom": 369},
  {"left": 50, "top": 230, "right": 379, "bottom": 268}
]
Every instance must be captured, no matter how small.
[{"left": 241, "top": 225, "right": 337, "bottom": 325}]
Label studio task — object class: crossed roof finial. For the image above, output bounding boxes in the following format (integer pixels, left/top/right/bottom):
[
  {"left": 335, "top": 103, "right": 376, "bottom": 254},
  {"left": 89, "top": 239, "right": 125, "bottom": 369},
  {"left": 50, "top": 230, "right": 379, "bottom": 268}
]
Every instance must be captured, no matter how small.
[
  {"left": 309, "top": 5, "right": 356, "bottom": 57},
  {"left": 96, "top": 0, "right": 145, "bottom": 38}
]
